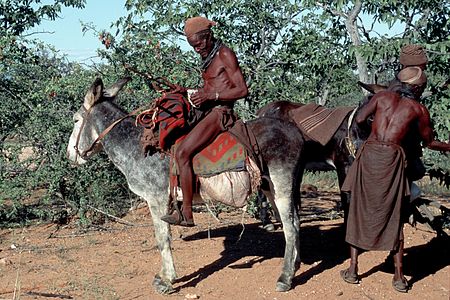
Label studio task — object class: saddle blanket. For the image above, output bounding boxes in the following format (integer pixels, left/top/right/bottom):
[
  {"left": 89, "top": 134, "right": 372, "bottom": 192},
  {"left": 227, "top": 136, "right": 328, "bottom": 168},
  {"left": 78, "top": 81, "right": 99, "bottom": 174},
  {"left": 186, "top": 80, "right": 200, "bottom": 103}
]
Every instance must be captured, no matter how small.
[
  {"left": 171, "top": 131, "right": 246, "bottom": 177},
  {"left": 136, "top": 93, "right": 191, "bottom": 151},
  {"left": 289, "top": 103, "right": 355, "bottom": 145}
]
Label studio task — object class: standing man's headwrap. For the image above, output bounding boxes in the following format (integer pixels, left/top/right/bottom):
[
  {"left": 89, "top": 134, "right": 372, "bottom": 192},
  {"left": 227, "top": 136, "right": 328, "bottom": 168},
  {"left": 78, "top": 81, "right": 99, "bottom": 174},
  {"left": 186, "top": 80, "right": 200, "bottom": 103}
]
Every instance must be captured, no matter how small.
[
  {"left": 399, "top": 44, "right": 428, "bottom": 67},
  {"left": 398, "top": 66, "right": 427, "bottom": 86},
  {"left": 184, "top": 16, "right": 216, "bottom": 38}
]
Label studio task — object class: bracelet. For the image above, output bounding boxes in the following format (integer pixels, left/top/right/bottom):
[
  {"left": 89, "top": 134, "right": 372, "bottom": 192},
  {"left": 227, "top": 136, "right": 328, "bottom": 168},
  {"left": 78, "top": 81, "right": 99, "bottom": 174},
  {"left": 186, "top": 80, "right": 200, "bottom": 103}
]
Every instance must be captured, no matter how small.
[{"left": 215, "top": 92, "right": 219, "bottom": 101}]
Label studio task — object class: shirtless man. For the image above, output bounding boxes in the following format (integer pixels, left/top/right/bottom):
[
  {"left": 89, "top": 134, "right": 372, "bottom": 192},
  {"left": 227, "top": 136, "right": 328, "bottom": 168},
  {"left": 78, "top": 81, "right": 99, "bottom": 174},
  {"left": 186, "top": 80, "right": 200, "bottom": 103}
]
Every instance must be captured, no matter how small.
[
  {"left": 161, "top": 16, "right": 248, "bottom": 227},
  {"left": 340, "top": 66, "right": 450, "bottom": 292}
]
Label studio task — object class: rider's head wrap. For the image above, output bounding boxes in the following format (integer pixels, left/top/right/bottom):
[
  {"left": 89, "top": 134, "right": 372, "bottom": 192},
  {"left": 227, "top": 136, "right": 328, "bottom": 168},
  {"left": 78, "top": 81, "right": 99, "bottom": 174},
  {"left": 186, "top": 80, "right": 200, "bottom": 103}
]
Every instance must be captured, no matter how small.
[{"left": 184, "top": 17, "right": 216, "bottom": 38}]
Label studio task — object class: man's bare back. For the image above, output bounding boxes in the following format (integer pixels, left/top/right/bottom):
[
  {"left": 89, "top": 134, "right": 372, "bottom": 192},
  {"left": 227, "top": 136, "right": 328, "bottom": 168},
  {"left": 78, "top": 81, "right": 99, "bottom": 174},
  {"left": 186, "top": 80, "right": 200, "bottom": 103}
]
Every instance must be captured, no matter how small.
[{"left": 356, "top": 90, "right": 449, "bottom": 151}]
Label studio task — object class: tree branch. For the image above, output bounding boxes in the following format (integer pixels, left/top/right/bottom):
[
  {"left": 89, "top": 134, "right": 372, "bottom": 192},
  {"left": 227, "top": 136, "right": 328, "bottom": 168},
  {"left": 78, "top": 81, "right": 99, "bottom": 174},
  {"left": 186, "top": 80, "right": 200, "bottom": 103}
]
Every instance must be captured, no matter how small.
[
  {"left": 315, "top": 2, "right": 347, "bottom": 18},
  {"left": 0, "top": 85, "right": 33, "bottom": 110},
  {"left": 342, "top": 1, "right": 369, "bottom": 86},
  {"left": 20, "top": 30, "right": 55, "bottom": 38}
]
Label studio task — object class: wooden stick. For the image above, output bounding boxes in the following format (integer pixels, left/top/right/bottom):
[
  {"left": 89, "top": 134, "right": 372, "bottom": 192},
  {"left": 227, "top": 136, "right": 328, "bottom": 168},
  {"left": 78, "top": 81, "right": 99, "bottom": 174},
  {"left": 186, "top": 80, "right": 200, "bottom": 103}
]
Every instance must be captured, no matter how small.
[{"left": 86, "top": 205, "right": 136, "bottom": 226}]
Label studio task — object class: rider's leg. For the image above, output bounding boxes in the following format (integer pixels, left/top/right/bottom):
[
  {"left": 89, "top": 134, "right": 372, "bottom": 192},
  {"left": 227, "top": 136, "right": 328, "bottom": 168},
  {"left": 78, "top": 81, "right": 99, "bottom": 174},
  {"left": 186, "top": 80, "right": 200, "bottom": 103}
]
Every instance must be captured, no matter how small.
[{"left": 171, "top": 111, "right": 223, "bottom": 223}]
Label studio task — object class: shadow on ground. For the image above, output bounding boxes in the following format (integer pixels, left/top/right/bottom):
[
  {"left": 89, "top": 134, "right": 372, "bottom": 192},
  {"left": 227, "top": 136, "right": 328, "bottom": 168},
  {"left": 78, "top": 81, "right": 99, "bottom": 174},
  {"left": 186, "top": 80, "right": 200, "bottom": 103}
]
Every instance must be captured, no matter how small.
[
  {"left": 175, "top": 221, "right": 449, "bottom": 291},
  {"left": 175, "top": 221, "right": 348, "bottom": 290},
  {"left": 361, "top": 235, "right": 450, "bottom": 288}
]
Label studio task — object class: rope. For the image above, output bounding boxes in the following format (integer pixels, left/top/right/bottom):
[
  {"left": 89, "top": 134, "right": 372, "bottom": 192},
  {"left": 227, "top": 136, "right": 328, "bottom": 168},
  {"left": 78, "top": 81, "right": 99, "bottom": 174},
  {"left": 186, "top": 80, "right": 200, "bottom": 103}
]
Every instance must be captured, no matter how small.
[{"left": 344, "top": 107, "right": 358, "bottom": 158}]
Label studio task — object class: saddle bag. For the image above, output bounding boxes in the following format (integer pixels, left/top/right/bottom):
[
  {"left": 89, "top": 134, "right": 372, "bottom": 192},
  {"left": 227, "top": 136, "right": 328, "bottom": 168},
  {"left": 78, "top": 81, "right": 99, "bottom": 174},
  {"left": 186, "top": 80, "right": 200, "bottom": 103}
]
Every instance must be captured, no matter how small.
[{"left": 198, "top": 158, "right": 260, "bottom": 208}]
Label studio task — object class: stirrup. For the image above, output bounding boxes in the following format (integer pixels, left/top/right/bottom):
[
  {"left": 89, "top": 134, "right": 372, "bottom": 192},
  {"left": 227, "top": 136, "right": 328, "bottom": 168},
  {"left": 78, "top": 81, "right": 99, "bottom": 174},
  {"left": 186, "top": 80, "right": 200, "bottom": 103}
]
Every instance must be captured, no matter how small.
[{"left": 161, "top": 204, "right": 195, "bottom": 227}]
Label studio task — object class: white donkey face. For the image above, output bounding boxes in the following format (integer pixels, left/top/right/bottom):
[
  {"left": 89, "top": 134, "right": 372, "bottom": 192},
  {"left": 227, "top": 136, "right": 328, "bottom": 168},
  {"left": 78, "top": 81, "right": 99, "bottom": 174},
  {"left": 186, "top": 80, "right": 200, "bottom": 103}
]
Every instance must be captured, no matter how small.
[
  {"left": 66, "top": 77, "right": 132, "bottom": 165},
  {"left": 66, "top": 107, "right": 99, "bottom": 165},
  {"left": 66, "top": 109, "right": 85, "bottom": 164},
  {"left": 66, "top": 78, "right": 105, "bottom": 165}
]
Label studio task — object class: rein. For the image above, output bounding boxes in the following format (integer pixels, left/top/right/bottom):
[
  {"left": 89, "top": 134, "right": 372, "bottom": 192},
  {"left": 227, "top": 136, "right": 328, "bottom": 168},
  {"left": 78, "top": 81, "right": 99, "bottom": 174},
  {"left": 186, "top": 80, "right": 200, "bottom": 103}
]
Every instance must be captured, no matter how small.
[
  {"left": 74, "top": 103, "right": 144, "bottom": 160},
  {"left": 73, "top": 69, "right": 179, "bottom": 161}
]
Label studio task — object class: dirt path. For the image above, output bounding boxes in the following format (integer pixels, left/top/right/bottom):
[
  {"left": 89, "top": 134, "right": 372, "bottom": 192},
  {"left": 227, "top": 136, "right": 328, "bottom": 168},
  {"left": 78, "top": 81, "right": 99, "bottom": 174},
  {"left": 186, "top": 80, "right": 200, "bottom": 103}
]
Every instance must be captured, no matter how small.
[{"left": 0, "top": 194, "right": 449, "bottom": 300}]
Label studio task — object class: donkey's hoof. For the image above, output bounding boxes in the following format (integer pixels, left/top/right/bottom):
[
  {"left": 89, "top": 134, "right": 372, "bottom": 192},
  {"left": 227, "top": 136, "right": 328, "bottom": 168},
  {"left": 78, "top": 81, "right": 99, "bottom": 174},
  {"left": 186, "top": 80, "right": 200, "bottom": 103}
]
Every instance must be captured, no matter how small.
[
  {"left": 276, "top": 281, "right": 291, "bottom": 292},
  {"left": 152, "top": 275, "right": 175, "bottom": 294}
]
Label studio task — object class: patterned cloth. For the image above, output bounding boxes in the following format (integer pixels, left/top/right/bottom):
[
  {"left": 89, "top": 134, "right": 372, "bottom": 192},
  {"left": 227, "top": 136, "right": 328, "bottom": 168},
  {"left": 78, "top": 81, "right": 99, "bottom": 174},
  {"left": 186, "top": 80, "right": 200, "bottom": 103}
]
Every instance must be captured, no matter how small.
[
  {"left": 137, "top": 93, "right": 255, "bottom": 178},
  {"left": 171, "top": 132, "right": 246, "bottom": 177}
]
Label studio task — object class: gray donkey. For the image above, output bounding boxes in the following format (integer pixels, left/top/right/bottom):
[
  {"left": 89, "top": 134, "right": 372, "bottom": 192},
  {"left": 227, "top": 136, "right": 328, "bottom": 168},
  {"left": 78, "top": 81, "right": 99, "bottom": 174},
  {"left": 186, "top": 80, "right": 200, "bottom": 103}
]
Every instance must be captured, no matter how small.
[{"left": 67, "top": 77, "right": 305, "bottom": 294}]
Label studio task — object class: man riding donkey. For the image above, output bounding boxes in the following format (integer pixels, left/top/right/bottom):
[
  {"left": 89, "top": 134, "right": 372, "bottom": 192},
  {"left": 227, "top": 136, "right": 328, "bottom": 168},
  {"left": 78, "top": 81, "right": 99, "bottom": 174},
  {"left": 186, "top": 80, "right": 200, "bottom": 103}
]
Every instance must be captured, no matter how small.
[
  {"left": 160, "top": 16, "right": 248, "bottom": 227},
  {"left": 340, "top": 66, "right": 450, "bottom": 293}
]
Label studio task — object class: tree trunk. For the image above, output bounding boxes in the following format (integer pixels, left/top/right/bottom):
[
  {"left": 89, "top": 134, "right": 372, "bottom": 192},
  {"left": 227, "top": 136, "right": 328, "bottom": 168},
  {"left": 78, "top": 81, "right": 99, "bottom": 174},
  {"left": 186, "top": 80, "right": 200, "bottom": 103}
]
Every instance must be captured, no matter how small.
[
  {"left": 317, "top": 86, "right": 329, "bottom": 106},
  {"left": 345, "top": 1, "right": 370, "bottom": 88}
]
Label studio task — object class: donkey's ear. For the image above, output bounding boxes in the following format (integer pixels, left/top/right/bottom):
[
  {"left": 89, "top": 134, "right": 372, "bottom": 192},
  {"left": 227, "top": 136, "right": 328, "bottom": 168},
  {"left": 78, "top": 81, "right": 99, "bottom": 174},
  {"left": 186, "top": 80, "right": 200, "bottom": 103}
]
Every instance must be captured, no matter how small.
[
  {"left": 103, "top": 77, "right": 132, "bottom": 98},
  {"left": 357, "top": 81, "right": 387, "bottom": 94},
  {"left": 84, "top": 78, "right": 104, "bottom": 108}
]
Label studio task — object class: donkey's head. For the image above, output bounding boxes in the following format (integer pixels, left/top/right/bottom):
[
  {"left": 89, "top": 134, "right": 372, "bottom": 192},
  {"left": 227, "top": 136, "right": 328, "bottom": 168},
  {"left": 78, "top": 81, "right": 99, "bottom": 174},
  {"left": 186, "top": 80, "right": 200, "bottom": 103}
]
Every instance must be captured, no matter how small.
[{"left": 66, "top": 77, "right": 130, "bottom": 164}]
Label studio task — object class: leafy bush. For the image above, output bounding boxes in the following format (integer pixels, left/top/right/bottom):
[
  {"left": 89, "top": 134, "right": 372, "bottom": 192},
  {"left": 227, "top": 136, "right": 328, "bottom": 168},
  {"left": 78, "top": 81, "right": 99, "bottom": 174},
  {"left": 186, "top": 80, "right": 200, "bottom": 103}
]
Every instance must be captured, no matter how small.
[{"left": 0, "top": 40, "right": 135, "bottom": 226}]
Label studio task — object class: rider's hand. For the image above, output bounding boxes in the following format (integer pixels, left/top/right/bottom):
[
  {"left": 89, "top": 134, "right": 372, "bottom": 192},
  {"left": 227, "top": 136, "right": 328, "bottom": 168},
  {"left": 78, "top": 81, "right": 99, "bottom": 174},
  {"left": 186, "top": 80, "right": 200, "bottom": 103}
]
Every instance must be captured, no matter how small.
[
  {"left": 190, "top": 89, "right": 214, "bottom": 106},
  {"left": 170, "top": 84, "right": 187, "bottom": 94}
]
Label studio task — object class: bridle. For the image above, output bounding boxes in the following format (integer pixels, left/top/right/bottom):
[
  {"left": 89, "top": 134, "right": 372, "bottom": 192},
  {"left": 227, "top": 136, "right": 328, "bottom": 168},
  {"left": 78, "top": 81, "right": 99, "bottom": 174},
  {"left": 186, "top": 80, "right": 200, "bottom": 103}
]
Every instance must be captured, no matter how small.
[
  {"left": 344, "top": 98, "right": 374, "bottom": 159},
  {"left": 73, "top": 105, "right": 93, "bottom": 160},
  {"left": 73, "top": 102, "right": 142, "bottom": 161},
  {"left": 73, "top": 104, "right": 144, "bottom": 160},
  {"left": 72, "top": 74, "right": 177, "bottom": 161}
]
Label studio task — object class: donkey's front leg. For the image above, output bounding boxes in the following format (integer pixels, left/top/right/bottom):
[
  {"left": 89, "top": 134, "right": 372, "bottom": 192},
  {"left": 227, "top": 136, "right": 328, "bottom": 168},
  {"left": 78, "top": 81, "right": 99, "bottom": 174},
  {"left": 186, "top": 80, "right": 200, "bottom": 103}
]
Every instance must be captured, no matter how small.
[
  {"left": 271, "top": 169, "right": 301, "bottom": 292},
  {"left": 146, "top": 198, "right": 177, "bottom": 294}
]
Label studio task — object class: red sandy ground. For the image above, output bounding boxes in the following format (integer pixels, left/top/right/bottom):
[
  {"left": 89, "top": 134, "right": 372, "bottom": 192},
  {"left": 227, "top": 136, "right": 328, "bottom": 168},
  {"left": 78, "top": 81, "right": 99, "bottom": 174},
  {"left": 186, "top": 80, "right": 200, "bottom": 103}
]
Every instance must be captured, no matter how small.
[{"left": 0, "top": 192, "right": 449, "bottom": 300}]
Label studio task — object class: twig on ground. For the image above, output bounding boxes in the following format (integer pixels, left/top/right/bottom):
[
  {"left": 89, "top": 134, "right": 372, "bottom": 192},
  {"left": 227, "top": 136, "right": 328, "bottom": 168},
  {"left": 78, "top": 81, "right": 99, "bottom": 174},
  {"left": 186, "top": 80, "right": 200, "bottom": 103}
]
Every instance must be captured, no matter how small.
[
  {"left": 12, "top": 229, "right": 25, "bottom": 300},
  {"left": 1, "top": 283, "right": 72, "bottom": 297},
  {"left": 87, "top": 205, "right": 136, "bottom": 226},
  {"left": 25, "top": 291, "right": 73, "bottom": 299},
  {"left": 47, "top": 232, "right": 98, "bottom": 239}
]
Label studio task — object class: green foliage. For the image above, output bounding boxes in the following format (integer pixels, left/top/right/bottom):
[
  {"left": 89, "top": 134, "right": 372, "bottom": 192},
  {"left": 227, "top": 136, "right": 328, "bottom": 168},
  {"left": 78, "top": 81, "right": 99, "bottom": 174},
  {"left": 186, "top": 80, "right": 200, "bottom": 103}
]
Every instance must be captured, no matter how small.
[
  {"left": 0, "top": 0, "right": 86, "bottom": 35},
  {"left": 300, "top": 0, "right": 450, "bottom": 177},
  {"left": 90, "top": 0, "right": 351, "bottom": 117},
  {"left": 0, "top": 46, "right": 133, "bottom": 226},
  {"left": 0, "top": 0, "right": 132, "bottom": 226},
  {"left": 0, "top": 77, "right": 135, "bottom": 227},
  {"left": 302, "top": 171, "right": 339, "bottom": 192}
]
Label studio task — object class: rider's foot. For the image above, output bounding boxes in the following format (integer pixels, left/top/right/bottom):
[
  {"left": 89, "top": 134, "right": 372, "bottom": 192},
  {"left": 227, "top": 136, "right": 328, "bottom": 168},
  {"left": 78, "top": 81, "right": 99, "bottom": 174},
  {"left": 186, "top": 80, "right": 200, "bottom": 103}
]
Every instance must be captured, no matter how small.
[{"left": 161, "top": 209, "right": 195, "bottom": 227}]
